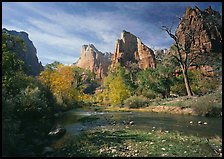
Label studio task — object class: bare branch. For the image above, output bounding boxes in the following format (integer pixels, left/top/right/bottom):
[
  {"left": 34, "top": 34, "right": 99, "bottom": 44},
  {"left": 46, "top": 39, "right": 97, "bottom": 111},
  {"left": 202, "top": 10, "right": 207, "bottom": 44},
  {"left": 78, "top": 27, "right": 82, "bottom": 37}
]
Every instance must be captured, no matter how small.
[
  {"left": 171, "top": 54, "right": 182, "bottom": 65},
  {"left": 161, "top": 26, "right": 177, "bottom": 41}
]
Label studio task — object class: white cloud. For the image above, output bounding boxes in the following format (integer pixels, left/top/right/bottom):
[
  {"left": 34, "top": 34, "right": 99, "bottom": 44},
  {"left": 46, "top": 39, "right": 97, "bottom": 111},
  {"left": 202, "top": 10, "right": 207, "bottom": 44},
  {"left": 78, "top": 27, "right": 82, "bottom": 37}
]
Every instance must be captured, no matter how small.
[{"left": 3, "top": 2, "right": 176, "bottom": 65}]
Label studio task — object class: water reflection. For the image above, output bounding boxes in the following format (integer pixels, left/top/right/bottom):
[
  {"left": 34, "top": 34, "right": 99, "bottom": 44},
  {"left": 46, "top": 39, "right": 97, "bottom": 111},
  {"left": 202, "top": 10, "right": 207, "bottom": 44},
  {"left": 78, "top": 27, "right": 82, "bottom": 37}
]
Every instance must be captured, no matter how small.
[{"left": 58, "top": 109, "right": 222, "bottom": 138}]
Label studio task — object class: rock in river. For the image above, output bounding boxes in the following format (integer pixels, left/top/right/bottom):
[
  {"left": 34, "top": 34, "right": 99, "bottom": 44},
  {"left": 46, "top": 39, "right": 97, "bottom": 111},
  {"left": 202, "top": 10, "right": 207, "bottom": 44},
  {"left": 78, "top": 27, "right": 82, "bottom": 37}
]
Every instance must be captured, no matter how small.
[{"left": 48, "top": 125, "right": 66, "bottom": 138}]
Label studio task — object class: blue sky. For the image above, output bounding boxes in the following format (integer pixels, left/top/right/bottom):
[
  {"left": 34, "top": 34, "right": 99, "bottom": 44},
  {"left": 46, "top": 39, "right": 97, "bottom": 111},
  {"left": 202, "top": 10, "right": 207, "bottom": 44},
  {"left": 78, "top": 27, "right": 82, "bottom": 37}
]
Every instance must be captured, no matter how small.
[{"left": 2, "top": 2, "right": 222, "bottom": 66}]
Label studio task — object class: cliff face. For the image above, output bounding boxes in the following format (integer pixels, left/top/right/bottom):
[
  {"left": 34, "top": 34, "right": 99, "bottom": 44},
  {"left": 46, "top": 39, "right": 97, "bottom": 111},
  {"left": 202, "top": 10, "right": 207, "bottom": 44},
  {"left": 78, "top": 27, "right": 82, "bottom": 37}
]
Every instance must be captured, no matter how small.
[
  {"left": 75, "top": 44, "right": 112, "bottom": 79},
  {"left": 176, "top": 6, "right": 222, "bottom": 54},
  {"left": 111, "top": 30, "right": 156, "bottom": 69},
  {"left": 3, "top": 28, "right": 44, "bottom": 76},
  {"left": 175, "top": 6, "right": 222, "bottom": 76}
]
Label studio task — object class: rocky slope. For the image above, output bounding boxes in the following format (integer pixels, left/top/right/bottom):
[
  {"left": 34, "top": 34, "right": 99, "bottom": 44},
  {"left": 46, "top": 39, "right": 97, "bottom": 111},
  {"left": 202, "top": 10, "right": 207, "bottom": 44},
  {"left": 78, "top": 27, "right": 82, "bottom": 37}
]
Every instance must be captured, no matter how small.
[
  {"left": 75, "top": 44, "right": 113, "bottom": 79},
  {"left": 176, "top": 6, "right": 222, "bottom": 55},
  {"left": 111, "top": 30, "right": 156, "bottom": 69},
  {"left": 3, "top": 28, "right": 44, "bottom": 76}
]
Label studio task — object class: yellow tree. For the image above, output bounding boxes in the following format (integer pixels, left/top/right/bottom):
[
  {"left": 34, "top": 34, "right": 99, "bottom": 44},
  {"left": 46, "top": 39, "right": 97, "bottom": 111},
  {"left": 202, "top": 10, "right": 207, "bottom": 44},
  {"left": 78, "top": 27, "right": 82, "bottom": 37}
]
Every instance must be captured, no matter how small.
[
  {"left": 39, "top": 64, "right": 80, "bottom": 105},
  {"left": 108, "top": 75, "right": 131, "bottom": 105}
]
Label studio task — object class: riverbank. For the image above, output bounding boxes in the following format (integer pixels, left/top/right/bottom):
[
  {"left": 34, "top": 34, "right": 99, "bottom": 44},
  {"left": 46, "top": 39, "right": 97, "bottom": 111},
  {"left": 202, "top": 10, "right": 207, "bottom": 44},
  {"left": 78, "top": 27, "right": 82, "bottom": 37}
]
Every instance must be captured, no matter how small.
[
  {"left": 50, "top": 128, "right": 222, "bottom": 157},
  {"left": 42, "top": 105, "right": 222, "bottom": 157},
  {"left": 85, "top": 91, "right": 222, "bottom": 117},
  {"left": 105, "top": 106, "right": 196, "bottom": 115}
]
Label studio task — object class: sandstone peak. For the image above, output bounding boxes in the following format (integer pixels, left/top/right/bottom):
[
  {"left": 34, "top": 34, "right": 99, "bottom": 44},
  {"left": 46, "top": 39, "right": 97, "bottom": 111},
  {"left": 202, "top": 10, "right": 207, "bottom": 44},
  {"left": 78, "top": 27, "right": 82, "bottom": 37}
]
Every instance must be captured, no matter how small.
[
  {"left": 75, "top": 44, "right": 112, "bottom": 79},
  {"left": 176, "top": 6, "right": 222, "bottom": 54},
  {"left": 175, "top": 6, "right": 222, "bottom": 76},
  {"left": 111, "top": 30, "right": 156, "bottom": 69}
]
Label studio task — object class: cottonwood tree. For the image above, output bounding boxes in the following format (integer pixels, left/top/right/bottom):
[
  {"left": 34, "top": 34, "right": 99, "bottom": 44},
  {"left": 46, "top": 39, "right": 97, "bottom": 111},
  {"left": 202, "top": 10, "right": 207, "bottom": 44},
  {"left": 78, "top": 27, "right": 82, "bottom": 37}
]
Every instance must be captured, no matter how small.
[{"left": 162, "top": 21, "right": 204, "bottom": 96}]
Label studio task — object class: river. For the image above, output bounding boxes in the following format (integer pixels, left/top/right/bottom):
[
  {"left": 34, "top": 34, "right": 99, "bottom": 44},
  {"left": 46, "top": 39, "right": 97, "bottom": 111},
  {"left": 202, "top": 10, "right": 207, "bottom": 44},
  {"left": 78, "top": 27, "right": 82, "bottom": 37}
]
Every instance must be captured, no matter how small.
[{"left": 57, "top": 109, "right": 222, "bottom": 138}]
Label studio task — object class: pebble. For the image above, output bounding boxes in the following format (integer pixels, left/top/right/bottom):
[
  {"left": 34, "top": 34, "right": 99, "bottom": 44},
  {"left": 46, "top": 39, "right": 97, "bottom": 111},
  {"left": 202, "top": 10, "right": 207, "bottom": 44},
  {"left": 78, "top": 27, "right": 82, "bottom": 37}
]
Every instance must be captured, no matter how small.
[
  {"left": 99, "top": 148, "right": 104, "bottom": 153},
  {"left": 161, "top": 148, "right": 166, "bottom": 151},
  {"left": 129, "top": 121, "right": 134, "bottom": 125},
  {"left": 111, "top": 149, "right": 116, "bottom": 153},
  {"left": 198, "top": 121, "right": 202, "bottom": 124}
]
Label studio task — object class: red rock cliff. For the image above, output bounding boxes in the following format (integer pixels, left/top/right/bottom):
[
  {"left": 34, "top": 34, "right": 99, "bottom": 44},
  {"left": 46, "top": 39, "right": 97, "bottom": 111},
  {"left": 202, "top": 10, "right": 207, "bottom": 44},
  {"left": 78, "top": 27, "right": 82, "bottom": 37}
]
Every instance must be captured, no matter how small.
[
  {"left": 111, "top": 30, "right": 156, "bottom": 69},
  {"left": 176, "top": 6, "right": 222, "bottom": 54},
  {"left": 75, "top": 44, "right": 112, "bottom": 79}
]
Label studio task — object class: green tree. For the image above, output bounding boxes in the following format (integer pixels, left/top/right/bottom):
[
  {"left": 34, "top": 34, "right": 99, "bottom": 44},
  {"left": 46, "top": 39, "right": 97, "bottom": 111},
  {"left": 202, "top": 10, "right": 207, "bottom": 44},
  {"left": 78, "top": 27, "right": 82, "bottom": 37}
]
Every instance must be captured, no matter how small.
[
  {"left": 44, "top": 61, "right": 62, "bottom": 71},
  {"left": 137, "top": 64, "right": 174, "bottom": 98},
  {"left": 2, "top": 32, "right": 26, "bottom": 95},
  {"left": 2, "top": 31, "right": 56, "bottom": 156}
]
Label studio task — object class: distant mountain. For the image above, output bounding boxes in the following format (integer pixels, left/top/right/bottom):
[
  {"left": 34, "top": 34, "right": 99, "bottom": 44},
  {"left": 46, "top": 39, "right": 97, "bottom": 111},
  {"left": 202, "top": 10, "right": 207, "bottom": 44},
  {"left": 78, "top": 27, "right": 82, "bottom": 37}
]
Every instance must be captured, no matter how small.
[
  {"left": 111, "top": 30, "right": 156, "bottom": 69},
  {"left": 75, "top": 44, "right": 113, "bottom": 79},
  {"left": 3, "top": 28, "right": 44, "bottom": 76}
]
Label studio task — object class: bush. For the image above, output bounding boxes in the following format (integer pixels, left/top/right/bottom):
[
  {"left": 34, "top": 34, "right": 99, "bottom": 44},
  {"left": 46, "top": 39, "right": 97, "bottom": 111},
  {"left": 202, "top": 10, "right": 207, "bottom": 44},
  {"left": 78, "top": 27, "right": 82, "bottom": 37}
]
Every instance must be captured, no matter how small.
[
  {"left": 2, "top": 96, "right": 21, "bottom": 156},
  {"left": 15, "top": 86, "right": 53, "bottom": 120},
  {"left": 142, "top": 89, "right": 162, "bottom": 99},
  {"left": 190, "top": 92, "right": 222, "bottom": 117},
  {"left": 189, "top": 70, "right": 219, "bottom": 96},
  {"left": 170, "top": 75, "right": 187, "bottom": 96},
  {"left": 123, "top": 95, "right": 150, "bottom": 108}
]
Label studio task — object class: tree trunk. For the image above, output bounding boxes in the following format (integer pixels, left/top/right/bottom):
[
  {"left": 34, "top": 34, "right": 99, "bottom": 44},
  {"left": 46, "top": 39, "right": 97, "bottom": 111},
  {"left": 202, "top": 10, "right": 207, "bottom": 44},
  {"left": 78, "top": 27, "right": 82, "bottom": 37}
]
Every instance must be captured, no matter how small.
[{"left": 182, "top": 68, "right": 193, "bottom": 96}]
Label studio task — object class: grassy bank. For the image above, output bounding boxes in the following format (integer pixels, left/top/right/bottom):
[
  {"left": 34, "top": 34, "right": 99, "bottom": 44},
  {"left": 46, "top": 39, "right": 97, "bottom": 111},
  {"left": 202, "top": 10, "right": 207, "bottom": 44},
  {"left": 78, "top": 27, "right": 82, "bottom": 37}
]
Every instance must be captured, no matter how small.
[
  {"left": 101, "top": 91, "right": 222, "bottom": 117},
  {"left": 50, "top": 128, "right": 221, "bottom": 157}
]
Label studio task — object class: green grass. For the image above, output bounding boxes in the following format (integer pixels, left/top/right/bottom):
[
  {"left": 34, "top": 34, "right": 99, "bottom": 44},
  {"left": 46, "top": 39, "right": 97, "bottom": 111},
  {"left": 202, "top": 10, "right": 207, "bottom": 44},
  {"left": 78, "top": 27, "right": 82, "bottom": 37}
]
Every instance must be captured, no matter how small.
[{"left": 51, "top": 129, "right": 221, "bottom": 157}]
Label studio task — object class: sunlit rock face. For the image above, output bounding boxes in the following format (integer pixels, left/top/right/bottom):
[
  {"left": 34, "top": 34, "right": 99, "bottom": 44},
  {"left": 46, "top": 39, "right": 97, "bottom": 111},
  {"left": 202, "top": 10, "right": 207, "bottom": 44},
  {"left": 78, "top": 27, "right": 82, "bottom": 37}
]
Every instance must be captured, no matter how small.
[
  {"left": 176, "top": 6, "right": 222, "bottom": 54},
  {"left": 111, "top": 30, "right": 156, "bottom": 69},
  {"left": 3, "top": 28, "right": 44, "bottom": 76},
  {"left": 175, "top": 6, "right": 222, "bottom": 75},
  {"left": 75, "top": 44, "right": 113, "bottom": 79}
]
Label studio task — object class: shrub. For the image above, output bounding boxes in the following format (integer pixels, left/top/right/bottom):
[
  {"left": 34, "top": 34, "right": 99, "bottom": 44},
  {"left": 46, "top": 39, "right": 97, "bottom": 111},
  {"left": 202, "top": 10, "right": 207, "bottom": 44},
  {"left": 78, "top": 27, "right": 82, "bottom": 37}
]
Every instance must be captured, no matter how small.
[
  {"left": 123, "top": 95, "right": 150, "bottom": 108},
  {"left": 190, "top": 92, "right": 222, "bottom": 117},
  {"left": 14, "top": 85, "right": 55, "bottom": 130},
  {"left": 142, "top": 89, "right": 162, "bottom": 99},
  {"left": 2, "top": 96, "right": 21, "bottom": 156},
  {"left": 189, "top": 70, "right": 219, "bottom": 96},
  {"left": 170, "top": 75, "right": 187, "bottom": 96}
]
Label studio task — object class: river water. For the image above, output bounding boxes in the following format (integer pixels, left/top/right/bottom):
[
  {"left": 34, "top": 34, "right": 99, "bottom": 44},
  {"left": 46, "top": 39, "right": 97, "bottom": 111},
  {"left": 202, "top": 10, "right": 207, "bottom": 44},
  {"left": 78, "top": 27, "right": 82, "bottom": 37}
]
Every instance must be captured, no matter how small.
[{"left": 57, "top": 109, "right": 222, "bottom": 138}]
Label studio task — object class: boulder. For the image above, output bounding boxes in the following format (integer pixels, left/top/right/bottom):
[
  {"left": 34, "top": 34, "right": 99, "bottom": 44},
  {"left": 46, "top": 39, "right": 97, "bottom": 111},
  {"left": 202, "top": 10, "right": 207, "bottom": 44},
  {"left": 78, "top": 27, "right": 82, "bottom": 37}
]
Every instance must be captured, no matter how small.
[{"left": 48, "top": 125, "right": 66, "bottom": 138}]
